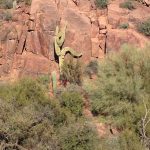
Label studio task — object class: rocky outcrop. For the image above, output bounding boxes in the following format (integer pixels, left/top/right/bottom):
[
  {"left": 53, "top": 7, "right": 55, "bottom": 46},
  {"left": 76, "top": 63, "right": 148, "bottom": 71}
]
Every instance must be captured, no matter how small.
[
  {"left": 0, "top": 0, "right": 106, "bottom": 80},
  {"left": 106, "top": 0, "right": 150, "bottom": 53},
  {"left": 0, "top": 0, "right": 149, "bottom": 81}
]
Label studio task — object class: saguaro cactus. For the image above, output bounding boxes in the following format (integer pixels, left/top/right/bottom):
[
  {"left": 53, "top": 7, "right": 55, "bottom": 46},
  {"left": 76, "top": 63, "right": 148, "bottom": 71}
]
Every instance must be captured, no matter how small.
[{"left": 54, "top": 22, "right": 82, "bottom": 73}]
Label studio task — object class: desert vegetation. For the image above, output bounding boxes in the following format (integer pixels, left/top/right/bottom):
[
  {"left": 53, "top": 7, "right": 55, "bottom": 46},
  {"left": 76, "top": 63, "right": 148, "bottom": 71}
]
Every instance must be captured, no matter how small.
[
  {"left": 138, "top": 18, "right": 150, "bottom": 36},
  {"left": 0, "top": 77, "right": 99, "bottom": 150},
  {"left": 0, "top": 45, "right": 150, "bottom": 149},
  {"left": 95, "top": 0, "right": 108, "bottom": 9},
  {"left": 84, "top": 45, "right": 150, "bottom": 149},
  {"left": 119, "top": 1, "right": 135, "bottom": 10}
]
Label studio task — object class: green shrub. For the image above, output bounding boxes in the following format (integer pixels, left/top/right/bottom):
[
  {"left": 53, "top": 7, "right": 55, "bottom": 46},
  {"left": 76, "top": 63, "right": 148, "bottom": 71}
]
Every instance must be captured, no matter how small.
[
  {"left": 138, "top": 18, "right": 150, "bottom": 36},
  {"left": 119, "top": 23, "right": 129, "bottom": 29},
  {"left": 24, "top": 0, "right": 32, "bottom": 5},
  {"left": 0, "top": 98, "right": 65, "bottom": 149},
  {"left": 0, "top": 0, "right": 13, "bottom": 9},
  {"left": 0, "top": 78, "right": 48, "bottom": 106},
  {"left": 84, "top": 45, "right": 150, "bottom": 148},
  {"left": 99, "top": 130, "right": 144, "bottom": 150},
  {"left": 17, "top": 0, "right": 32, "bottom": 5},
  {"left": 3, "top": 11, "right": 12, "bottom": 21},
  {"left": 84, "top": 60, "right": 98, "bottom": 78},
  {"left": 96, "top": 0, "right": 108, "bottom": 9},
  {"left": 61, "top": 57, "right": 82, "bottom": 85},
  {"left": 120, "top": 1, "right": 135, "bottom": 10},
  {"left": 59, "top": 123, "right": 99, "bottom": 150},
  {"left": 59, "top": 91, "right": 84, "bottom": 117},
  {"left": 0, "top": 78, "right": 94, "bottom": 149},
  {"left": 36, "top": 74, "right": 50, "bottom": 90}
]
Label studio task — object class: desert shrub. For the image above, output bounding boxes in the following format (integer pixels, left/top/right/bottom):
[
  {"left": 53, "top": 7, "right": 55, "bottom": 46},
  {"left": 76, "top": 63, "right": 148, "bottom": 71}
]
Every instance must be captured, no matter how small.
[
  {"left": 3, "top": 11, "right": 12, "bottom": 21},
  {"left": 0, "top": 78, "right": 48, "bottom": 106},
  {"left": 119, "top": 23, "right": 129, "bottom": 29},
  {"left": 84, "top": 45, "right": 150, "bottom": 148},
  {"left": 36, "top": 74, "right": 50, "bottom": 90},
  {"left": 137, "top": 18, "right": 150, "bottom": 36},
  {"left": 59, "top": 123, "right": 99, "bottom": 150},
  {"left": 0, "top": 98, "right": 65, "bottom": 149},
  {"left": 99, "top": 130, "right": 144, "bottom": 150},
  {"left": 0, "top": 0, "right": 13, "bottom": 9},
  {"left": 84, "top": 60, "right": 98, "bottom": 78},
  {"left": 0, "top": 77, "right": 99, "bottom": 150},
  {"left": 61, "top": 57, "right": 82, "bottom": 85},
  {"left": 17, "top": 0, "right": 32, "bottom": 5},
  {"left": 59, "top": 91, "right": 84, "bottom": 117},
  {"left": 96, "top": 0, "right": 108, "bottom": 9},
  {"left": 118, "top": 130, "right": 145, "bottom": 150},
  {"left": 120, "top": 1, "right": 135, "bottom": 10},
  {"left": 56, "top": 84, "right": 82, "bottom": 96}
]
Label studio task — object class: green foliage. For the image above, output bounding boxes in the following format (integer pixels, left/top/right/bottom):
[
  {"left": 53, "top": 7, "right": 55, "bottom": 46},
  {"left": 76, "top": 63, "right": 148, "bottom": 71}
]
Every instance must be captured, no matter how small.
[
  {"left": 61, "top": 57, "right": 82, "bottom": 85},
  {"left": 84, "top": 45, "right": 150, "bottom": 148},
  {"left": 119, "top": 23, "right": 129, "bottom": 29},
  {"left": 0, "top": 78, "right": 48, "bottom": 106},
  {"left": 99, "top": 130, "right": 144, "bottom": 150},
  {"left": 16, "top": 0, "right": 32, "bottom": 5},
  {"left": 51, "top": 71, "right": 57, "bottom": 93},
  {"left": 84, "top": 60, "right": 98, "bottom": 78},
  {"left": 24, "top": 0, "right": 32, "bottom": 5},
  {"left": 0, "top": 0, "right": 13, "bottom": 9},
  {"left": 120, "top": 1, "right": 135, "bottom": 10},
  {"left": 36, "top": 74, "right": 50, "bottom": 90},
  {"left": 0, "top": 78, "right": 99, "bottom": 149},
  {"left": 96, "top": 0, "right": 108, "bottom": 9},
  {"left": 138, "top": 18, "right": 150, "bottom": 36},
  {"left": 59, "top": 91, "right": 84, "bottom": 117},
  {"left": 3, "top": 11, "right": 12, "bottom": 21},
  {"left": 59, "top": 123, "right": 99, "bottom": 150}
]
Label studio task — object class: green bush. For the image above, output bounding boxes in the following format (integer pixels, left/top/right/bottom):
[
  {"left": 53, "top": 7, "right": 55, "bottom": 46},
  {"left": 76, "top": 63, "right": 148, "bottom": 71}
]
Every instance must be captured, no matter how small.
[
  {"left": 0, "top": 0, "right": 13, "bottom": 9},
  {"left": 36, "top": 74, "right": 50, "bottom": 90},
  {"left": 61, "top": 57, "right": 82, "bottom": 85},
  {"left": 59, "top": 91, "right": 83, "bottom": 117},
  {"left": 120, "top": 1, "right": 135, "bottom": 10},
  {"left": 99, "top": 130, "right": 144, "bottom": 150},
  {"left": 84, "top": 60, "right": 98, "bottom": 78},
  {"left": 0, "top": 78, "right": 48, "bottom": 106},
  {"left": 0, "top": 77, "right": 99, "bottom": 149},
  {"left": 119, "top": 23, "right": 129, "bottom": 29},
  {"left": 138, "top": 18, "right": 150, "bottom": 36},
  {"left": 84, "top": 45, "right": 150, "bottom": 148},
  {"left": 3, "top": 11, "right": 12, "bottom": 21},
  {"left": 96, "top": 0, "right": 108, "bottom": 9},
  {"left": 59, "top": 123, "right": 99, "bottom": 150},
  {"left": 17, "top": 0, "right": 32, "bottom": 5}
]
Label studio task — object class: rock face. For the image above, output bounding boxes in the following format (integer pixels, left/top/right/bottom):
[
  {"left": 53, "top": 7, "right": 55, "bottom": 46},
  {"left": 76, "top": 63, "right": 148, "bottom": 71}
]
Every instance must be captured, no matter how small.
[
  {"left": 0, "top": 0, "right": 149, "bottom": 81},
  {"left": 0, "top": 0, "right": 106, "bottom": 80},
  {"left": 106, "top": 0, "right": 150, "bottom": 53}
]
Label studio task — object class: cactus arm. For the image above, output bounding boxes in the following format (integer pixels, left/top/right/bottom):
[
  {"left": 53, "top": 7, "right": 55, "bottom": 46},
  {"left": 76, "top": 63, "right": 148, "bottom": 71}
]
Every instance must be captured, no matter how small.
[
  {"left": 59, "top": 47, "right": 82, "bottom": 73},
  {"left": 56, "top": 23, "right": 67, "bottom": 47},
  {"left": 61, "top": 47, "right": 82, "bottom": 57},
  {"left": 54, "top": 26, "right": 61, "bottom": 56}
]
